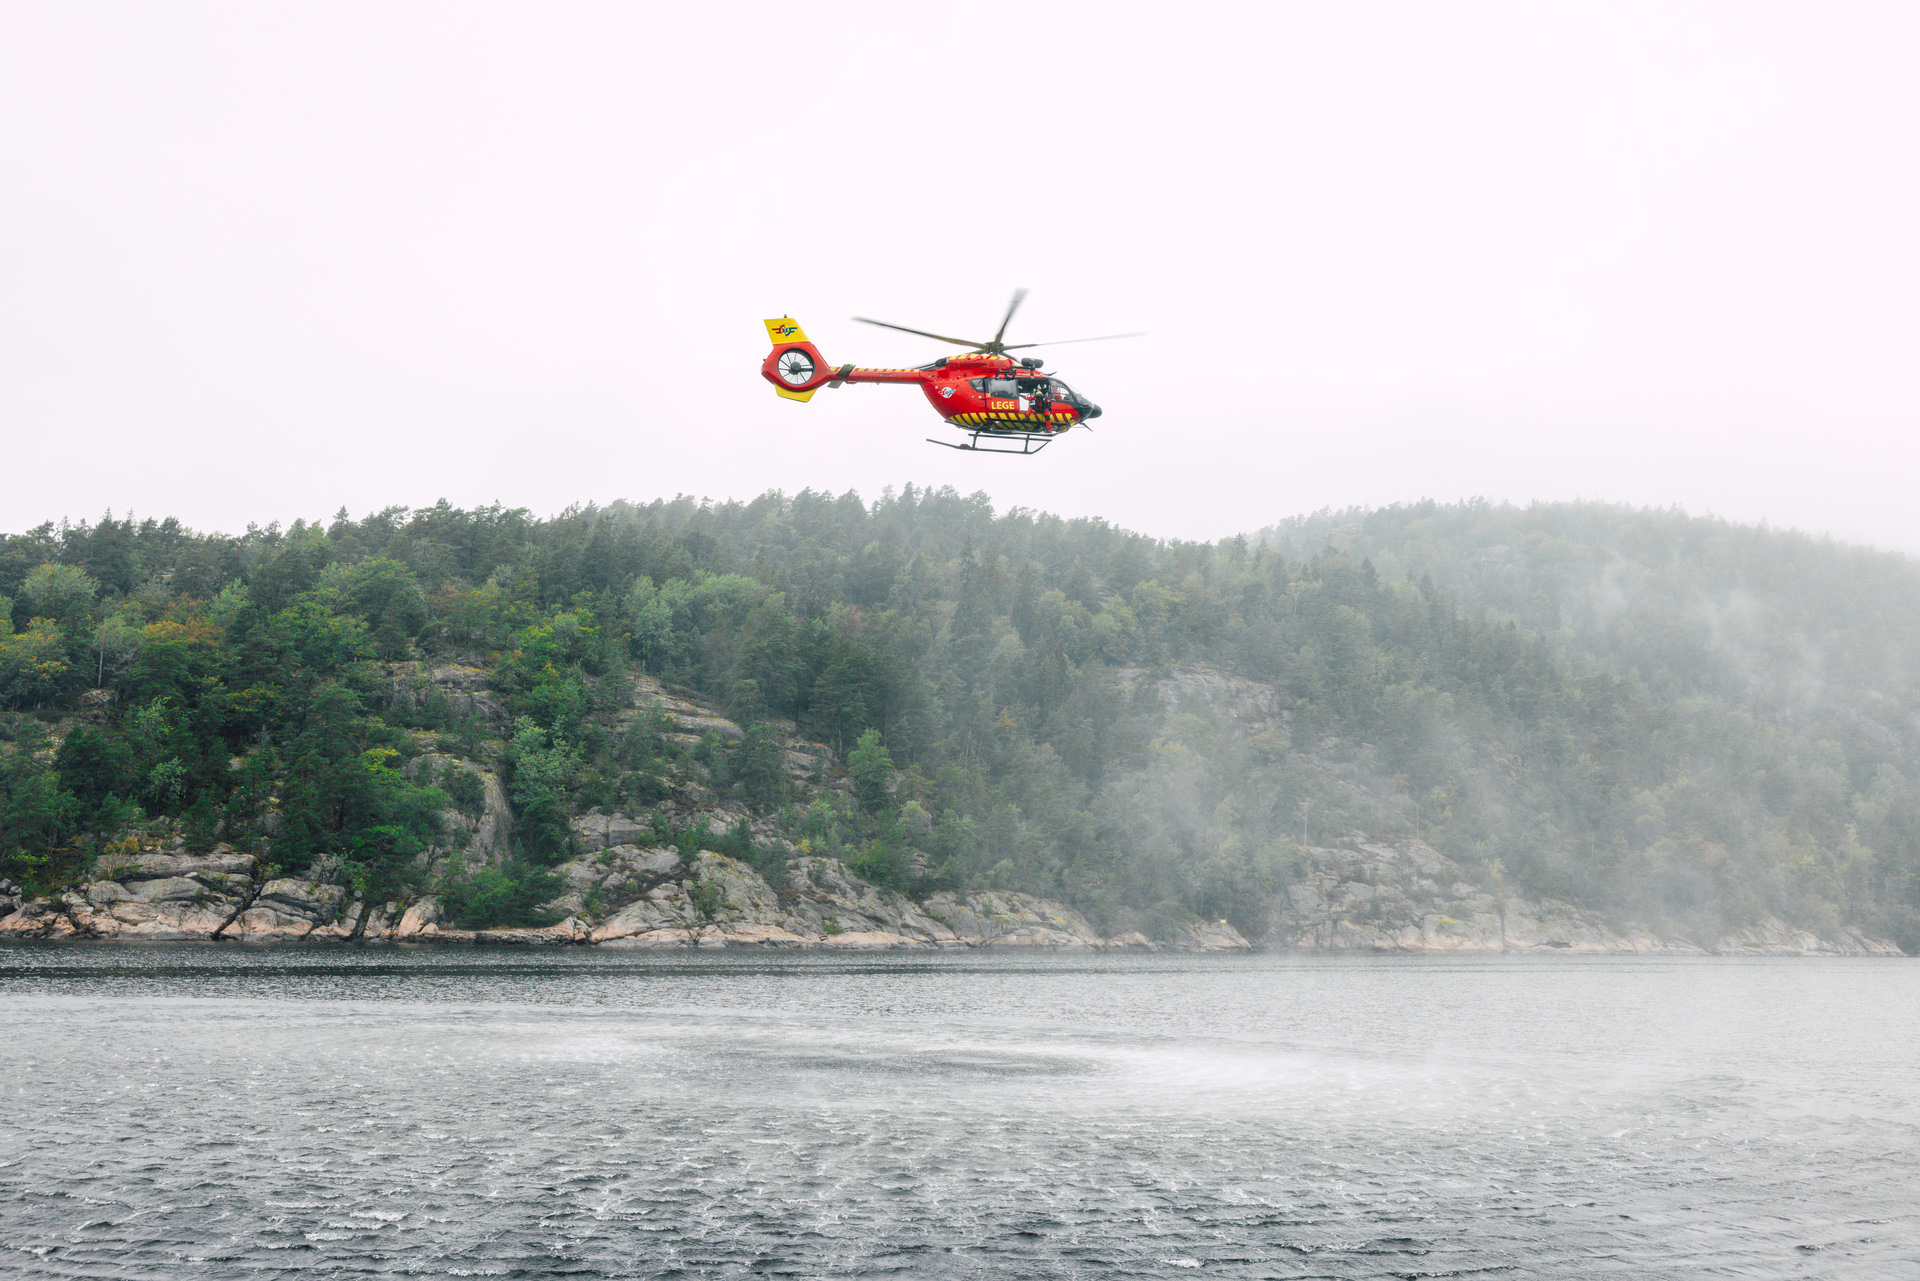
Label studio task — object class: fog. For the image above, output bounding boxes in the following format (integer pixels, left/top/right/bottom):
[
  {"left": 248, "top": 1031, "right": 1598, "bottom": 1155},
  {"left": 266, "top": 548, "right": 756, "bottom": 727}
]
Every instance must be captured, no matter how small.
[{"left": 4, "top": 2, "right": 1918, "bottom": 550}]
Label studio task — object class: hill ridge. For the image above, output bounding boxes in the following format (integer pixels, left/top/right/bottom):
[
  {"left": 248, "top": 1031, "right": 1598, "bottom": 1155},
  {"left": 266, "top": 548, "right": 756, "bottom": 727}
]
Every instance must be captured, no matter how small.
[{"left": 4, "top": 491, "right": 1918, "bottom": 952}]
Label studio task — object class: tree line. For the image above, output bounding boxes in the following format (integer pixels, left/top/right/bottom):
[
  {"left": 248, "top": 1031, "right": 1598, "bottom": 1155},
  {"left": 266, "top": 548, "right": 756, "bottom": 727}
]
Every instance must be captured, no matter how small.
[{"left": 4, "top": 489, "right": 1918, "bottom": 946}]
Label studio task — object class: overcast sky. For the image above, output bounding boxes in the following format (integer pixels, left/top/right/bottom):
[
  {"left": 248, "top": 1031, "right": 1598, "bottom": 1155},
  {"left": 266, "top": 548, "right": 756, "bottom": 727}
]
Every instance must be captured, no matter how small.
[{"left": 4, "top": 2, "right": 1918, "bottom": 551}]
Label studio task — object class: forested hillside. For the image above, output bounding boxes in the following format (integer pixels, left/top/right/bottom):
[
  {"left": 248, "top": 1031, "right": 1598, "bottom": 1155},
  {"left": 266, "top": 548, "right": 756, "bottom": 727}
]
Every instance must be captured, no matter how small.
[
  {"left": 4, "top": 490, "right": 1918, "bottom": 949},
  {"left": 1253, "top": 501, "right": 1920, "bottom": 945}
]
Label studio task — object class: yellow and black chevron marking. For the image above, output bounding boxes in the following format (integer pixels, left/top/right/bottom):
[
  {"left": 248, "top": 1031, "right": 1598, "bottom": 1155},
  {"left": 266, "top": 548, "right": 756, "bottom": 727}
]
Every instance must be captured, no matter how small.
[{"left": 951, "top": 411, "right": 1077, "bottom": 428}]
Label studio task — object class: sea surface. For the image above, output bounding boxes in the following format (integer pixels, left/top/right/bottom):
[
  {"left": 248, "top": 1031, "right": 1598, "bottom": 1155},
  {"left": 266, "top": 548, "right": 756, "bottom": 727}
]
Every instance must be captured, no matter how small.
[{"left": 1, "top": 945, "right": 1916, "bottom": 1279}]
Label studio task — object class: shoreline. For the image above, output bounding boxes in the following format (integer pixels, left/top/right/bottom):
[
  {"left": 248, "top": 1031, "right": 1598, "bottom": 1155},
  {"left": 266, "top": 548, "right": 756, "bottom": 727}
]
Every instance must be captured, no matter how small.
[
  {"left": 1, "top": 930, "right": 1904, "bottom": 957},
  {"left": 4, "top": 839, "right": 1904, "bottom": 959}
]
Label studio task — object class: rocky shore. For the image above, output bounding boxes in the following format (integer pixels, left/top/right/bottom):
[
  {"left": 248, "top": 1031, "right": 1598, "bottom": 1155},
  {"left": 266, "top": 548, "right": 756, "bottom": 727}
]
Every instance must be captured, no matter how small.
[
  {"left": 1262, "top": 836, "right": 1903, "bottom": 956},
  {"left": 1, "top": 665, "right": 1902, "bottom": 957},
  {"left": 0, "top": 665, "right": 1259, "bottom": 952},
  {"left": 0, "top": 828, "right": 1900, "bottom": 954},
  {"left": 0, "top": 844, "right": 1252, "bottom": 951}
]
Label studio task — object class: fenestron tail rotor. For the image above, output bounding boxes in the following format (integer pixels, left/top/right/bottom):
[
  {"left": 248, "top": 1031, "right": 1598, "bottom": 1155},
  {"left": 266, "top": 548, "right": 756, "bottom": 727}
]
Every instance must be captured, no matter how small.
[{"left": 853, "top": 289, "right": 1140, "bottom": 360}]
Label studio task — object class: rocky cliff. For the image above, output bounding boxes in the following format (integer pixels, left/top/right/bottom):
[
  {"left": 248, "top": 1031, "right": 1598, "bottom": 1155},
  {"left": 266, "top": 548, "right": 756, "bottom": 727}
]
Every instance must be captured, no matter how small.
[
  {"left": 9, "top": 660, "right": 1238, "bottom": 950},
  {"left": 0, "top": 659, "right": 1901, "bottom": 955}
]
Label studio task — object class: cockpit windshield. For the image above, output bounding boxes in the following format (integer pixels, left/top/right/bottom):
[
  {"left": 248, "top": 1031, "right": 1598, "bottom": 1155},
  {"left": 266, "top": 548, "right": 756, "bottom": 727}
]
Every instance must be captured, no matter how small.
[{"left": 971, "top": 375, "right": 1069, "bottom": 405}]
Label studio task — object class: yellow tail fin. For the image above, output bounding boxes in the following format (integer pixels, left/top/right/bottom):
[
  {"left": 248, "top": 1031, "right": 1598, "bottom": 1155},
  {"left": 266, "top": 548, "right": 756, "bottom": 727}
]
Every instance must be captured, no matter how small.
[{"left": 761, "top": 317, "right": 825, "bottom": 400}]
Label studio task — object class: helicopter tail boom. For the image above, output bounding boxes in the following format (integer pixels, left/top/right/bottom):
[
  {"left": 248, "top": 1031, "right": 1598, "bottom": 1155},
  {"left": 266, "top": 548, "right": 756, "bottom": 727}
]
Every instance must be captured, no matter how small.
[
  {"left": 840, "top": 368, "right": 928, "bottom": 385},
  {"left": 761, "top": 318, "right": 931, "bottom": 400}
]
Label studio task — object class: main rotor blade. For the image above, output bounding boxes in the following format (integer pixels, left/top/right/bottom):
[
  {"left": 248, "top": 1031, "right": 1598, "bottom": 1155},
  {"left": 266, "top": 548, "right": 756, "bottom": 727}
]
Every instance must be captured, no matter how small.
[
  {"left": 990, "top": 288, "right": 1029, "bottom": 348},
  {"left": 1003, "top": 332, "right": 1147, "bottom": 350},
  {"left": 852, "top": 317, "right": 987, "bottom": 348}
]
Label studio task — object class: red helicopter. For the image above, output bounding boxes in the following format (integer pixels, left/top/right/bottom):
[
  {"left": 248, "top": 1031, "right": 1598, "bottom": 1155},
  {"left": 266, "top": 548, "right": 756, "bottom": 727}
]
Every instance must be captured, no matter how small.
[{"left": 758, "top": 291, "right": 1141, "bottom": 455}]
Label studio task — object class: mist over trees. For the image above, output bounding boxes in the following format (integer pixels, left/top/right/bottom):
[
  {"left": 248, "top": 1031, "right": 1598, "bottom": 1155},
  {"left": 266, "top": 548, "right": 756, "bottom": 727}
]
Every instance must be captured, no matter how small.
[{"left": 4, "top": 490, "right": 1918, "bottom": 948}]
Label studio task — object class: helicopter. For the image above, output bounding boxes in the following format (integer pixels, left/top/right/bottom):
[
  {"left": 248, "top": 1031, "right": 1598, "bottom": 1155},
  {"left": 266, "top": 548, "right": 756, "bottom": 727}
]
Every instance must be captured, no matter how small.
[{"left": 758, "top": 291, "right": 1141, "bottom": 455}]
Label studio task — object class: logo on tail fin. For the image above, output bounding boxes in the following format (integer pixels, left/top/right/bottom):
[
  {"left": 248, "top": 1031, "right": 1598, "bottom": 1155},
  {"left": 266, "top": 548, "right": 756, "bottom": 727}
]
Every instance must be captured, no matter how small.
[{"left": 760, "top": 317, "right": 827, "bottom": 398}]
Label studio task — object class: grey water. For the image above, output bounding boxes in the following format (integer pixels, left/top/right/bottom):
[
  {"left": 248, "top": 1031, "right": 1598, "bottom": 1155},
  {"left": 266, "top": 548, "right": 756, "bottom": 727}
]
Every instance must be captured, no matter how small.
[{"left": 2, "top": 947, "right": 1917, "bottom": 1279}]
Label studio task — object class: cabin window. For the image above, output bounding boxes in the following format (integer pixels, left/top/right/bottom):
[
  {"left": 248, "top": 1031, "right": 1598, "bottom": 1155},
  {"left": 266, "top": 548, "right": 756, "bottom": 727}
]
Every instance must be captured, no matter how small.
[{"left": 984, "top": 378, "right": 1019, "bottom": 398}]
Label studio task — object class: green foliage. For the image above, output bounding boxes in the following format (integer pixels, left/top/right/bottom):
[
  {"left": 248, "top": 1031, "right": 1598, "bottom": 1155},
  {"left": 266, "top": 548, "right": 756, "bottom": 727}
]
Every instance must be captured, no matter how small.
[
  {"left": 626, "top": 578, "right": 673, "bottom": 672},
  {"left": 438, "top": 860, "right": 565, "bottom": 930},
  {"left": 712, "top": 815, "right": 788, "bottom": 889},
  {"left": 513, "top": 794, "right": 569, "bottom": 865},
  {"left": 22, "top": 563, "right": 99, "bottom": 628},
  {"left": 55, "top": 727, "right": 136, "bottom": 825},
  {"left": 496, "top": 617, "right": 598, "bottom": 736},
  {"left": 507, "top": 717, "right": 577, "bottom": 803},
  {"left": 796, "top": 796, "right": 853, "bottom": 859},
  {"left": 847, "top": 727, "right": 895, "bottom": 814},
  {"left": 849, "top": 837, "right": 911, "bottom": 892},
  {"left": 730, "top": 721, "right": 790, "bottom": 807},
  {"left": 142, "top": 757, "right": 188, "bottom": 813},
  {"left": 122, "top": 697, "right": 189, "bottom": 815},
  {"left": 719, "top": 817, "right": 753, "bottom": 861},
  {"left": 438, "top": 766, "right": 486, "bottom": 816},
  {"left": 0, "top": 619, "right": 73, "bottom": 708},
  {"left": 506, "top": 717, "right": 577, "bottom": 864},
  {"left": 651, "top": 813, "right": 712, "bottom": 869},
  {"left": 0, "top": 721, "right": 77, "bottom": 887},
  {"left": 181, "top": 792, "right": 221, "bottom": 852},
  {"left": 5, "top": 492, "right": 1920, "bottom": 949}
]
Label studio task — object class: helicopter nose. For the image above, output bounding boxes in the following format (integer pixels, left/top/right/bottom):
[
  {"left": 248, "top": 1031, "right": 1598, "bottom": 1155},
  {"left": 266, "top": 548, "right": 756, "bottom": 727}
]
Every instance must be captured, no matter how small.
[{"left": 1084, "top": 403, "right": 1102, "bottom": 420}]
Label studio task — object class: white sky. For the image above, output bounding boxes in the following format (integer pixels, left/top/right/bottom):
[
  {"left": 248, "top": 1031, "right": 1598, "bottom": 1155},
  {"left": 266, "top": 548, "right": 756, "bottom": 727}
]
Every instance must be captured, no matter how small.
[{"left": 4, "top": 2, "right": 1918, "bottom": 550}]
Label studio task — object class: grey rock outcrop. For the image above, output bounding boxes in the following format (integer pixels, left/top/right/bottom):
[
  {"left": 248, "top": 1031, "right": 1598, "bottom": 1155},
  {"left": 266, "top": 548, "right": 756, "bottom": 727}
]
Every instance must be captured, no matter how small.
[
  {"left": 1261, "top": 837, "right": 1901, "bottom": 955},
  {"left": 628, "top": 674, "right": 747, "bottom": 745},
  {"left": 2, "top": 830, "right": 1896, "bottom": 954},
  {"left": 568, "top": 850, "right": 1251, "bottom": 951},
  {"left": 93, "top": 848, "right": 256, "bottom": 884},
  {"left": 381, "top": 662, "right": 512, "bottom": 734},
  {"left": 0, "top": 838, "right": 413, "bottom": 942},
  {"left": 568, "top": 811, "right": 659, "bottom": 852},
  {"left": 404, "top": 752, "right": 513, "bottom": 870}
]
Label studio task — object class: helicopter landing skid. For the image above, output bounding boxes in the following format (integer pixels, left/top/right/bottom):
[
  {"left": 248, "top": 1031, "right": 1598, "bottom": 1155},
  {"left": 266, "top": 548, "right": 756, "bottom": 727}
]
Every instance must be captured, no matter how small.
[{"left": 927, "top": 430, "right": 1057, "bottom": 456}]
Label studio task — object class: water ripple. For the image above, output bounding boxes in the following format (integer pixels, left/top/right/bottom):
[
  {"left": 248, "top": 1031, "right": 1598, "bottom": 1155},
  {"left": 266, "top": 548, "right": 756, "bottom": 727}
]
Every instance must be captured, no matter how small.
[{"left": 3, "top": 946, "right": 1918, "bottom": 1277}]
